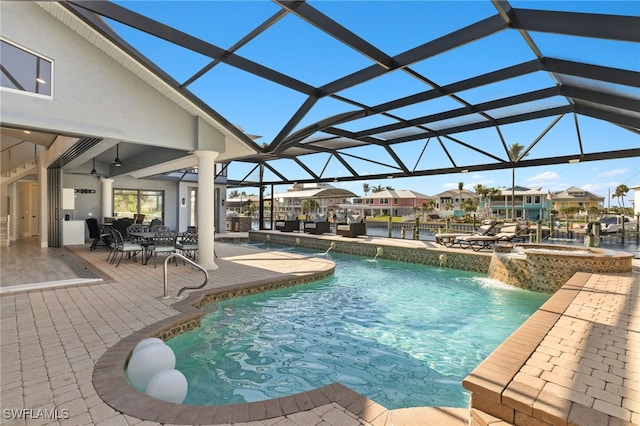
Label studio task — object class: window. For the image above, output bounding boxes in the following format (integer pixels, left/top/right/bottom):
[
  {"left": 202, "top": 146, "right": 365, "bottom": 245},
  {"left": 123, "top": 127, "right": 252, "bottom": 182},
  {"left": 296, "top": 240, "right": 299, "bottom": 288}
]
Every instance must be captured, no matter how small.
[
  {"left": 380, "top": 198, "right": 389, "bottom": 205},
  {"left": 215, "top": 162, "right": 227, "bottom": 177},
  {"left": 113, "top": 189, "right": 164, "bottom": 222},
  {"left": 1, "top": 39, "right": 52, "bottom": 97}
]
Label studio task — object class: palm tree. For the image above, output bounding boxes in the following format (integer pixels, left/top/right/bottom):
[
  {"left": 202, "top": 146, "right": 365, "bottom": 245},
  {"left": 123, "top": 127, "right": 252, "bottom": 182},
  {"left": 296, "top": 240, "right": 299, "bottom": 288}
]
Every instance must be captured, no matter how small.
[
  {"left": 474, "top": 184, "right": 489, "bottom": 217},
  {"left": 486, "top": 187, "right": 501, "bottom": 217},
  {"left": 613, "top": 184, "right": 629, "bottom": 209},
  {"left": 458, "top": 182, "right": 464, "bottom": 210},
  {"left": 371, "top": 185, "right": 385, "bottom": 193},
  {"left": 362, "top": 183, "right": 370, "bottom": 196},
  {"left": 507, "top": 143, "right": 527, "bottom": 220},
  {"left": 302, "top": 199, "right": 319, "bottom": 214}
]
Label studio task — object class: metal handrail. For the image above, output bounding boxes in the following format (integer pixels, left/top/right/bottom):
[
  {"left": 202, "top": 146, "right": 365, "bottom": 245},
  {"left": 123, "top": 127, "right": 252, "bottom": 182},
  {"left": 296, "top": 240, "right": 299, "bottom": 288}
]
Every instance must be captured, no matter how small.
[{"left": 162, "top": 253, "right": 209, "bottom": 299}]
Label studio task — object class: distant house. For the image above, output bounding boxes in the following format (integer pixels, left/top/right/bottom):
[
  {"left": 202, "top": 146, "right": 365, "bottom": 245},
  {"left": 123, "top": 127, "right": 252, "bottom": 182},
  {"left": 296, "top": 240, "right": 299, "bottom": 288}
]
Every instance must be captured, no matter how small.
[
  {"left": 432, "top": 188, "right": 478, "bottom": 217},
  {"left": 353, "top": 189, "right": 433, "bottom": 217},
  {"left": 225, "top": 195, "right": 265, "bottom": 215},
  {"left": 632, "top": 184, "right": 640, "bottom": 215},
  {"left": 550, "top": 186, "right": 604, "bottom": 215},
  {"left": 272, "top": 183, "right": 356, "bottom": 218},
  {"left": 482, "top": 186, "right": 551, "bottom": 221}
]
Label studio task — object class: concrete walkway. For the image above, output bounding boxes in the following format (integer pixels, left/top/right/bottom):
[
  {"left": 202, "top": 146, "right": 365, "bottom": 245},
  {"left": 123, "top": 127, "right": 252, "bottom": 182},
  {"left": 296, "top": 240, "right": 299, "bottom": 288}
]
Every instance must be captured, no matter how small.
[{"left": 1, "top": 234, "right": 638, "bottom": 425}]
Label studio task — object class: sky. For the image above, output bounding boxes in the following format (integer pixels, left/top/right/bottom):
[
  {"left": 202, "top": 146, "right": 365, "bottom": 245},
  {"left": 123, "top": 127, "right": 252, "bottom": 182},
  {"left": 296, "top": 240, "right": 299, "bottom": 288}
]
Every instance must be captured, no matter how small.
[{"left": 109, "top": 1, "right": 639, "bottom": 205}]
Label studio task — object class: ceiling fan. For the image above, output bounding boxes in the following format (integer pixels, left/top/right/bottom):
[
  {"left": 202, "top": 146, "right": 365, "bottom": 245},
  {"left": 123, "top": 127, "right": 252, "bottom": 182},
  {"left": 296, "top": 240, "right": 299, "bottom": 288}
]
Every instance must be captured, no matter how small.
[{"left": 69, "top": 157, "right": 105, "bottom": 177}]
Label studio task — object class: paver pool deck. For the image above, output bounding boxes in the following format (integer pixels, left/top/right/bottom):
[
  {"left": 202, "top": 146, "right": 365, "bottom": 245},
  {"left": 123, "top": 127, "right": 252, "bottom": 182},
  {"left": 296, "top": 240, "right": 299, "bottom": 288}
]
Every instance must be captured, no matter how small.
[{"left": 1, "top": 232, "right": 638, "bottom": 425}]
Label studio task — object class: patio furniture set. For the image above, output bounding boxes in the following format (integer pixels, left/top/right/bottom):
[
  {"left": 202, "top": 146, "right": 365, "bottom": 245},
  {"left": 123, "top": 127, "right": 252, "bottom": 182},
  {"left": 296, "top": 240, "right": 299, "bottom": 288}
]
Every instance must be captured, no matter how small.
[
  {"left": 86, "top": 218, "right": 199, "bottom": 267},
  {"left": 275, "top": 218, "right": 366, "bottom": 238}
]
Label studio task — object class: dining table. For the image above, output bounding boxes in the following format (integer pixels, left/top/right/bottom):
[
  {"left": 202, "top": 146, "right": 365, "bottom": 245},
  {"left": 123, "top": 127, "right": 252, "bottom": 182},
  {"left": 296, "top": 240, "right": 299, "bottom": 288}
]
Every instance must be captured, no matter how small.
[{"left": 127, "top": 230, "right": 182, "bottom": 265}]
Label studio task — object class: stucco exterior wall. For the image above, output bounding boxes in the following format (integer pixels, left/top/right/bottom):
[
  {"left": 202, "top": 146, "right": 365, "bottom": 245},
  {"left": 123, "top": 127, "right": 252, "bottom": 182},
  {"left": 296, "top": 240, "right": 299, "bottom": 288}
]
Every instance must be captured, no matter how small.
[{"left": 0, "top": 2, "right": 224, "bottom": 152}]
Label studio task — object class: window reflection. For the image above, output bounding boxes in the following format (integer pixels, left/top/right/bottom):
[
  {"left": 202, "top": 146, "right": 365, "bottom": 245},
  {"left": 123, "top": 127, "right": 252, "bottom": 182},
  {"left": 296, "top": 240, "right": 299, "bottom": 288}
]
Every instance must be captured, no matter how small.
[{"left": 1, "top": 39, "right": 52, "bottom": 97}]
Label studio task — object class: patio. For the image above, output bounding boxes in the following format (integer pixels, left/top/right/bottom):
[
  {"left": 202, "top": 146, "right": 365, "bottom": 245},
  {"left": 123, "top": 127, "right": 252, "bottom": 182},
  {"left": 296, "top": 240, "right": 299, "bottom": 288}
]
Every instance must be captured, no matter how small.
[{"left": 1, "top": 234, "right": 638, "bottom": 425}]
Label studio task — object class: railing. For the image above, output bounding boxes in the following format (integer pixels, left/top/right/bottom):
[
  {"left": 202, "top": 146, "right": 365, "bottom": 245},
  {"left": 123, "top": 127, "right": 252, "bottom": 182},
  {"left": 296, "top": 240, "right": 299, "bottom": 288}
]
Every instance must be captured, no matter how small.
[
  {"left": 162, "top": 253, "right": 209, "bottom": 299},
  {"left": 1, "top": 142, "right": 43, "bottom": 176}
]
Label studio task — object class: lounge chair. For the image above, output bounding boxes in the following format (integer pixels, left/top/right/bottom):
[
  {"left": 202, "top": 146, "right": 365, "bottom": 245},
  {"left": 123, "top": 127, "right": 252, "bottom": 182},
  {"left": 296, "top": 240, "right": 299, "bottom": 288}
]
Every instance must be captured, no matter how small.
[
  {"left": 435, "top": 220, "right": 496, "bottom": 247},
  {"left": 304, "top": 221, "right": 331, "bottom": 234},
  {"left": 336, "top": 222, "right": 366, "bottom": 238},
  {"left": 456, "top": 223, "right": 530, "bottom": 251}
]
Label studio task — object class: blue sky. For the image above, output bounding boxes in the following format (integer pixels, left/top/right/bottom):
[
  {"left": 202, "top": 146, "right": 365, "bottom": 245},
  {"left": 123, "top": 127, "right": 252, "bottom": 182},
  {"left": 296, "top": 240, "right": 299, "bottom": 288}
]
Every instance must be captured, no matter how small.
[{"left": 111, "top": 1, "right": 639, "bottom": 204}]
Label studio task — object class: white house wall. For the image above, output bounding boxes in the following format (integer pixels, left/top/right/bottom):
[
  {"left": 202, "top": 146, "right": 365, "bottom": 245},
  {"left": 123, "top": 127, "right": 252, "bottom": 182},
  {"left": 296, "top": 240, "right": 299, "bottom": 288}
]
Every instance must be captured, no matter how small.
[{"left": 1, "top": 2, "right": 225, "bottom": 153}]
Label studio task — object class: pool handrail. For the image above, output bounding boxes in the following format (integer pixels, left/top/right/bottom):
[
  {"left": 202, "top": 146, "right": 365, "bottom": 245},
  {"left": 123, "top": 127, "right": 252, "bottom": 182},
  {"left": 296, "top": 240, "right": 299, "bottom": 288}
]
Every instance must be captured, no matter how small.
[{"left": 162, "top": 253, "right": 209, "bottom": 299}]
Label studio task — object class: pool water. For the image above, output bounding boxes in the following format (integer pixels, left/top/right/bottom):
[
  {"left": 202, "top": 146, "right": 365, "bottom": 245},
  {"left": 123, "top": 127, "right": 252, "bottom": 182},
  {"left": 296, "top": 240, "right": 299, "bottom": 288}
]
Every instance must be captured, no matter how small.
[{"left": 166, "top": 248, "right": 549, "bottom": 409}]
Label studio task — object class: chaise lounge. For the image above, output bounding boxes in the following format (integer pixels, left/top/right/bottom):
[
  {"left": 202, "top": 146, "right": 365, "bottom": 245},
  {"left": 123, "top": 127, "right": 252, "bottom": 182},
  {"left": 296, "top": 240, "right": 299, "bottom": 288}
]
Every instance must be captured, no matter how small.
[
  {"left": 435, "top": 219, "right": 497, "bottom": 247},
  {"left": 336, "top": 222, "right": 366, "bottom": 238},
  {"left": 456, "top": 222, "right": 530, "bottom": 251}
]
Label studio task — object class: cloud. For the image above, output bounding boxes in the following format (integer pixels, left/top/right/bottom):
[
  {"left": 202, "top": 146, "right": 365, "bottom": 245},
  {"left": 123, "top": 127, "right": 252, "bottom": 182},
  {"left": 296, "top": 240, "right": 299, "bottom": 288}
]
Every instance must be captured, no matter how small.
[
  {"left": 443, "top": 182, "right": 457, "bottom": 190},
  {"left": 582, "top": 182, "right": 618, "bottom": 194},
  {"left": 597, "top": 168, "right": 629, "bottom": 178},
  {"left": 527, "top": 171, "right": 560, "bottom": 184}
]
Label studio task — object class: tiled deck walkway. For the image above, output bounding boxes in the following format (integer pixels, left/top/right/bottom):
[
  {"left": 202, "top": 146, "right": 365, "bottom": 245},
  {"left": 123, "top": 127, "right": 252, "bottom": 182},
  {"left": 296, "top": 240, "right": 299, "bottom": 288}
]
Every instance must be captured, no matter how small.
[{"left": 1, "top": 234, "right": 638, "bottom": 425}]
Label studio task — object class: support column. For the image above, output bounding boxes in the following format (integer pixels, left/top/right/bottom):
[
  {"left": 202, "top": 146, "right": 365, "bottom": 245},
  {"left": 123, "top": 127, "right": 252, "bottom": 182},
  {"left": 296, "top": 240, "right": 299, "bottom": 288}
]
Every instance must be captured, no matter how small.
[
  {"left": 194, "top": 150, "right": 219, "bottom": 271},
  {"left": 38, "top": 155, "right": 48, "bottom": 248},
  {"left": 101, "top": 178, "right": 114, "bottom": 220}
]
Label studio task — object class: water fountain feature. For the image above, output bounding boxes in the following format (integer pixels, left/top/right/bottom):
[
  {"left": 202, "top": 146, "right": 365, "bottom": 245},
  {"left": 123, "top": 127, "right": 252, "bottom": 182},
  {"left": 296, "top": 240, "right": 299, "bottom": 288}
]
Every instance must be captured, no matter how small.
[
  {"left": 323, "top": 241, "right": 336, "bottom": 255},
  {"left": 372, "top": 247, "right": 383, "bottom": 261},
  {"left": 488, "top": 243, "right": 633, "bottom": 293}
]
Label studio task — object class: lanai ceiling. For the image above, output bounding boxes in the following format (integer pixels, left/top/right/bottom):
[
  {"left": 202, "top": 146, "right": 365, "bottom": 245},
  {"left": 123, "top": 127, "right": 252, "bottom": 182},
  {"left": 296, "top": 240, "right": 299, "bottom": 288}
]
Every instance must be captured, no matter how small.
[{"left": 61, "top": 0, "right": 639, "bottom": 187}]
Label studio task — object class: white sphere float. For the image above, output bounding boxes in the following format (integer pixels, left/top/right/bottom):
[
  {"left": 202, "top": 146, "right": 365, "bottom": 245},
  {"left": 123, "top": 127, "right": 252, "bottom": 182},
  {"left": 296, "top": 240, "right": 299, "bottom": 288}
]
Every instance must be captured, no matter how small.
[
  {"left": 126, "top": 342, "right": 176, "bottom": 390},
  {"left": 132, "top": 337, "right": 164, "bottom": 354},
  {"left": 145, "top": 369, "right": 189, "bottom": 404}
]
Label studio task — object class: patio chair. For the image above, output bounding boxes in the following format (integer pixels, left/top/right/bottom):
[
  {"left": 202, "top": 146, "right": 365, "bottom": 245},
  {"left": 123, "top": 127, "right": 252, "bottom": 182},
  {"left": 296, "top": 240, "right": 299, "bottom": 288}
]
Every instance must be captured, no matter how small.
[
  {"left": 175, "top": 231, "right": 198, "bottom": 261},
  {"left": 109, "top": 228, "right": 144, "bottom": 267},
  {"left": 149, "top": 218, "right": 164, "bottom": 228},
  {"left": 435, "top": 219, "right": 497, "bottom": 247},
  {"left": 86, "top": 217, "right": 110, "bottom": 251},
  {"left": 146, "top": 230, "right": 178, "bottom": 268},
  {"left": 275, "top": 219, "right": 300, "bottom": 232},
  {"left": 336, "top": 222, "right": 366, "bottom": 238},
  {"left": 456, "top": 223, "right": 530, "bottom": 251},
  {"left": 303, "top": 220, "right": 331, "bottom": 234},
  {"left": 112, "top": 218, "right": 133, "bottom": 241}
]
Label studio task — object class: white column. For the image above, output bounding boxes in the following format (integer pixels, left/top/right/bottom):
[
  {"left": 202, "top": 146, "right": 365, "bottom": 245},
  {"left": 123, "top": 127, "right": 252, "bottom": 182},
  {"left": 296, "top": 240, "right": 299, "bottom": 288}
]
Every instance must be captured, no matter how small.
[
  {"left": 194, "top": 150, "right": 219, "bottom": 271},
  {"left": 101, "top": 178, "right": 114, "bottom": 220},
  {"left": 38, "top": 155, "right": 48, "bottom": 248}
]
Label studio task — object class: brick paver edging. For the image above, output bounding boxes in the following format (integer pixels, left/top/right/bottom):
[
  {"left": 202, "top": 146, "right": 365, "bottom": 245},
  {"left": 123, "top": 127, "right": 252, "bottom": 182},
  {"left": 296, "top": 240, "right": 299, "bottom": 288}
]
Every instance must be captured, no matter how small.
[
  {"left": 91, "top": 266, "right": 400, "bottom": 425},
  {"left": 462, "top": 271, "right": 610, "bottom": 425}
]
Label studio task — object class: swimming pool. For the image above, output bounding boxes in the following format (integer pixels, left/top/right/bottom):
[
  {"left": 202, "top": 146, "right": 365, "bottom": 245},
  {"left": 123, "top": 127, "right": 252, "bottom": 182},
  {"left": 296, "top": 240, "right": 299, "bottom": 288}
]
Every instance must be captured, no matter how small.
[{"left": 166, "top": 247, "right": 549, "bottom": 409}]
